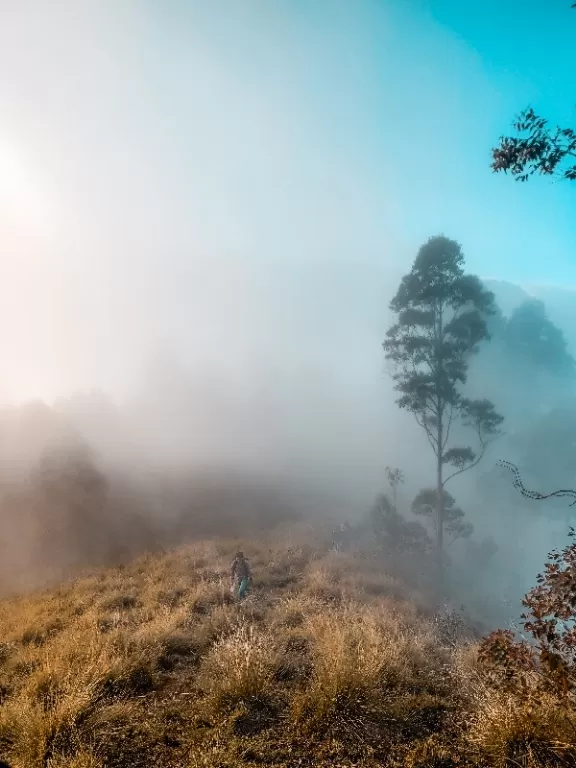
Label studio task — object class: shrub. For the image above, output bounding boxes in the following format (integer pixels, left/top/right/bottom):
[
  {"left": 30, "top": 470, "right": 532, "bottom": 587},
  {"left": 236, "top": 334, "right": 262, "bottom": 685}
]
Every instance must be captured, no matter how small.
[
  {"left": 479, "top": 529, "right": 576, "bottom": 703},
  {"left": 475, "top": 530, "right": 576, "bottom": 766}
]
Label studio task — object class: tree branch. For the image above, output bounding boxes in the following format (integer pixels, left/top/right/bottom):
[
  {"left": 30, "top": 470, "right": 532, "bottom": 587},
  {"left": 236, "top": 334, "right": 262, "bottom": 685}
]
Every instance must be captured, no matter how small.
[
  {"left": 443, "top": 431, "right": 504, "bottom": 487},
  {"left": 442, "top": 404, "right": 455, "bottom": 453},
  {"left": 415, "top": 412, "right": 439, "bottom": 455}
]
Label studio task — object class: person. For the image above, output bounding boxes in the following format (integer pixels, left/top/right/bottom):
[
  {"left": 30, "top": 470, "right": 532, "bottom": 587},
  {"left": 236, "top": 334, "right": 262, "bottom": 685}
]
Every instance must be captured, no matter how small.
[
  {"left": 332, "top": 521, "right": 352, "bottom": 552},
  {"left": 230, "top": 550, "right": 252, "bottom": 600},
  {"left": 331, "top": 526, "right": 343, "bottom": 552}
]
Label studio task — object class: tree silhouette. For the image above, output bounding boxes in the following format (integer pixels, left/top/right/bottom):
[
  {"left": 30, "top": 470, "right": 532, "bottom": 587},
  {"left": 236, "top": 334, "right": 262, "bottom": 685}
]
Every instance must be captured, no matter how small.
[
  {"left": 504, "top": 300, "right": 575, "bottom": 377},
  {"left": 384, "top": 235, "right": 503, "bottom": 587}
]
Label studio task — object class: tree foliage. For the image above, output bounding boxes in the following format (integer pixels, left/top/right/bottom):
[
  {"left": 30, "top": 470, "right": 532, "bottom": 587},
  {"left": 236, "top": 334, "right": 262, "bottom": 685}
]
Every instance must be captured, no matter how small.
[
  {"left": 383, "top": 236, "right": 503, "bottom": 576},
  {"left": 491, "top": 6, "right": 576, "bottom": 183},
  {"left": 411, "top": 487, "right": 474, "bottom": 545},
  {"left": 492, "top": 108, "right": 576, "bottom": 182}
]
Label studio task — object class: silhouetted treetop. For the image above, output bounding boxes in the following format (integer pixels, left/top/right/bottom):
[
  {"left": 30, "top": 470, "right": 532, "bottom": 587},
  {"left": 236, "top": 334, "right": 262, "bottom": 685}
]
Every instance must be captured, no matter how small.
[
  {"left": 492, "top": 108, "right": 576, "bottom": 182},
  {"left": 491, "top": 5, "right": 576, "bottom": 183}
]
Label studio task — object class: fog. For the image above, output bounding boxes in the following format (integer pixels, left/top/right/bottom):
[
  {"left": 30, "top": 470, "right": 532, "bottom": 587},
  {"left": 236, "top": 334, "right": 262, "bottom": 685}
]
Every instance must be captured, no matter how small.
[
  {"left": 0, "top": 1, "right": 425, "bottom": 593},
  {"left": 0, "top": 2, "right": 574, "bottom": 620}
]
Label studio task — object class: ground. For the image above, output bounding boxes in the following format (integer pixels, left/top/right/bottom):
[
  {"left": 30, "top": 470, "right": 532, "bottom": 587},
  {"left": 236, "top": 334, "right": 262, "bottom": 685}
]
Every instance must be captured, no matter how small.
[{"left": 0, "top": 520, "right": 574, "bottom": 768}]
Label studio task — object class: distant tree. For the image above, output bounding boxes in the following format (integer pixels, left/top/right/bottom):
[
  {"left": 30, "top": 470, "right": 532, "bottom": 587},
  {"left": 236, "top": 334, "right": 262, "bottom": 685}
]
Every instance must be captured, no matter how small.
[
  {"left": 370, "top": 493, "right": 432, "bottom": 556},
  {"left": 33, "top": 439, "right": 109, "bottom": 567},
  {"left": 384, "top": 235, "right": 504, "bottom": 587},
  {"left": 504, "top": 300, "right": 575, "bottom": 378},
  {"left": 412, "top": 488, "right": 474, "bottom": 547},
  {"left": 491, "top": 6, "right": 576, "bottom": 183},
  {"left": 385, "top": 466, "right": 405, "bottom": 509},
  {"left": 472, "top": 299, "right": 576, "bottom": 424}
]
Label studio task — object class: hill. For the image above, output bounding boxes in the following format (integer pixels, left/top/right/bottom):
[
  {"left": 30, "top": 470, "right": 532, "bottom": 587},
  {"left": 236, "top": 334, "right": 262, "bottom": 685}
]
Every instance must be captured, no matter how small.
[{"left": 0, "top": 523, "right": 574, "bottom": 768}]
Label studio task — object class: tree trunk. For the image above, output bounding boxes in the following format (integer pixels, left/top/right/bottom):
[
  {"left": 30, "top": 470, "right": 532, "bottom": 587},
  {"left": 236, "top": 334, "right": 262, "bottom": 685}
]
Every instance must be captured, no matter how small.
[
  {"left": 436, "top": 418, "right": 444, "bottom": 596},
  {"left": 435, "top": 301, "right": 445, "bottom": 599}
]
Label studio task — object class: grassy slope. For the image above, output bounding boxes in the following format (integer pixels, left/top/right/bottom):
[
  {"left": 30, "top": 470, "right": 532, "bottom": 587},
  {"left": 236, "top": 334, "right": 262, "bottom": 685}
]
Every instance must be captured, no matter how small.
[{"left": 0, "top": 522, "right": 574, "bottom": 768}]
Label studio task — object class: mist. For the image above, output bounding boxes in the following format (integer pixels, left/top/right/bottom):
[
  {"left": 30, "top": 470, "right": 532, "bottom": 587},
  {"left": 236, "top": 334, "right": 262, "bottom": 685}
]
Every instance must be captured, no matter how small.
[
  {"left": 0, "top": 2, "right": 574, "bottom": 621},
  {"left": 0, "top": 1, "right": 420, "bottom": 592}
]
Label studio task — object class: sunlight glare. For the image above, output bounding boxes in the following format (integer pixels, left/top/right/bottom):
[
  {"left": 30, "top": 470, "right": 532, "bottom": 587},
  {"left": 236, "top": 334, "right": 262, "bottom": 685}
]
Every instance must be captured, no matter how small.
[{"left": 0, "top": 137, "right": 58, "bottom": 237}]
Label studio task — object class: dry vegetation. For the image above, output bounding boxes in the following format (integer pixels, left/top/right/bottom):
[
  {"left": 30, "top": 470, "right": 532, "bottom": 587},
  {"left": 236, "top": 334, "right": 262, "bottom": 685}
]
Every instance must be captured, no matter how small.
[{"left": 0, "top": 521, "right": 574, "bottom": 768}]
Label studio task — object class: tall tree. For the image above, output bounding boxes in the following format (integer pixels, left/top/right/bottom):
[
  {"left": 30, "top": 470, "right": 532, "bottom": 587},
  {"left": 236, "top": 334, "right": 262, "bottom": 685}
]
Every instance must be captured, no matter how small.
[
  {"left": 491, "top": 6, "right": 576, "bottom": 183},
  {"left": 383, "top": 236, "right": 504, "bottom": 587}
]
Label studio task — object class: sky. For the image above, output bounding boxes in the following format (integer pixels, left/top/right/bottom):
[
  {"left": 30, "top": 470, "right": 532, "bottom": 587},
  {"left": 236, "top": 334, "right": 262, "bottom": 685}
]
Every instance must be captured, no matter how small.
[{"left": 0, "top": 0, "right": 573, "bottom": 405}]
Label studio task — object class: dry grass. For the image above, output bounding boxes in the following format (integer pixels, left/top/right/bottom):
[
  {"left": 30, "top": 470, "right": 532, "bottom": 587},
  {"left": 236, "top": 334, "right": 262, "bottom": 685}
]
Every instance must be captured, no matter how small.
[
  {"left": 197, "top": 624, "right": 279, "bottom": 717},
  {"left": 467, "top": 691, "right": 576, "bottom": 767},
  {"left": 0, "top": 526, "right": 573, "bottom": 768}
]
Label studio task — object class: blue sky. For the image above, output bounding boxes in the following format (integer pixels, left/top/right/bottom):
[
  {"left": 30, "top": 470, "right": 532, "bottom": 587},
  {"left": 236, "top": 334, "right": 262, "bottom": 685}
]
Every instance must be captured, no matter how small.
[
  {"left": 391, "top": 0, "right": 576, "bottom": 286},
  {"left": 142, "top": 0, "right": 576, "bottom": 286},
  {"left": 0, "top": 0, "right": 574, "bottom": 400}
]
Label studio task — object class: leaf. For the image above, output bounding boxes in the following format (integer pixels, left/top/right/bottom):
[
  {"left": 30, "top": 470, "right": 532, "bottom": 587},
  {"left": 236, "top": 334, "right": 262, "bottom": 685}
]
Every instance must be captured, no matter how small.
[{"left": 443, "top": 447, "right": 476, "bottom": 468}]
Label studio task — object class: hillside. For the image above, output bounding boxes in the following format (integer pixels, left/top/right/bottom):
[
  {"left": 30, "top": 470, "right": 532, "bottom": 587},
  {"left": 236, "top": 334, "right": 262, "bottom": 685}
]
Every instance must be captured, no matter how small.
[{"left": 0, "top": 523, "right": 574, "bottom": 768}]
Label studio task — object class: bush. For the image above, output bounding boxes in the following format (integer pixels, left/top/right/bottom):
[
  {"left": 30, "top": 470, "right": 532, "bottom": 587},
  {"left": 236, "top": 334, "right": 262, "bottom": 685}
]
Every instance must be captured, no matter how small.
[
  {"left": 479, "top": 529, "right": 576, "bottom": 703},
  {"left": 475, "top": 530, "right": 576, "bottom": 766}
]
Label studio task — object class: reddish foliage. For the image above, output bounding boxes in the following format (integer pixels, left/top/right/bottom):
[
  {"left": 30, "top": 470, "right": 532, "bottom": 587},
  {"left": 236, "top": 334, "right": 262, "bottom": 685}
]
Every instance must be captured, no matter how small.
[
  {"left": 479, "top": 530, "right": 576, "bottom": 702},
  {"left": 478, "top": 629, "right": 536, "bottom": 694}
]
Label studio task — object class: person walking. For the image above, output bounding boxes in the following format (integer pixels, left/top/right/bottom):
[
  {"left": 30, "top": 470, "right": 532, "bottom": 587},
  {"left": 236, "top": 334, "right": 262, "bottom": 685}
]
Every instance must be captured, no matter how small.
[{"left": 230, "top": 550, "right": 252, "bottom": 600}]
